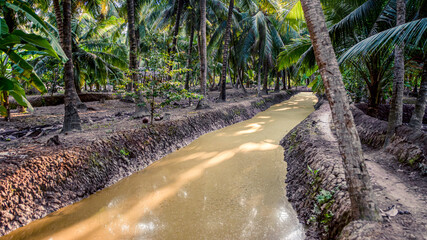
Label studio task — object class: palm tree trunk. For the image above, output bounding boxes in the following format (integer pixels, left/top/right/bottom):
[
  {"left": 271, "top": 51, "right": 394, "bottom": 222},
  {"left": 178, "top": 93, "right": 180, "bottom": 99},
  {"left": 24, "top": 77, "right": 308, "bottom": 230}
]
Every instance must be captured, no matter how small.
[
  {"left": 262, "top": 65, "right": 268, "bottom": 94},
  {"left": 62, "top": 0, "right": 82, "bottom": 132},
  {"left": 409, "top": 59, "right": 427, "bottom": 129},
  {"left": 282, "top": 70, "right": 287, "bottom": 90},
  {"left": 128, "top": 0, "right": 146, "bottom": 116},
  {"left": 385, "top": 0, "right": 406, "bottom": 146},
  {"left": 239, "top": 68, "right": 247, "bottom": 94},
  {"left": 61, "top": 0, "right": 81, "bottom": 106},
  {"left": 52, "top": 0, "right": 63, "bottom": 46},
  {"left": 300, "top": 0, "right": 381, "bottom": 221},
  {"left": 219, "top": 0, "right": 234, "bottom": 101},
  {"left": 127, "top": 0, "right": 138, "bottom": 86},
  {"left": 185, "top": 21, "right": 195, "bottom": 90},
  {"left": 168, "top": 0, "right": 184, "bottom": 80},
  {"left": 196, "top": 0, "right": 209, "bottom": 109},
  {"left": 274, "top": 71, "right": 280, "bottom": 92},
  {"left": 134, "top": 0, "right": 140, "bottom": 81},
  {"left": 257, "top": 60, "right": 262, "bottom": 97}
]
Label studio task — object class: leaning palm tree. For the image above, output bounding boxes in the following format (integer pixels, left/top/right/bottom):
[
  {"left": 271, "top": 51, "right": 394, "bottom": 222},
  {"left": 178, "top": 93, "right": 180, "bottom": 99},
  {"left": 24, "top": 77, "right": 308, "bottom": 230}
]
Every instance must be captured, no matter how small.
[{"left": 300, "top": 0, "right": 381, "bottom": 222}]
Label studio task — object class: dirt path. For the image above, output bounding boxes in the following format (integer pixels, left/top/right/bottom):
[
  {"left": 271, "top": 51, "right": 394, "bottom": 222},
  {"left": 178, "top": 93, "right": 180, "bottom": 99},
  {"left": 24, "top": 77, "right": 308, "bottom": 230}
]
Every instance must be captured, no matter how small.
[
  {"left": 364, "top": 149, "right": 427, "bottom": 240},
  {"left": 2, "top": 93, "right": 317, "bottom": 240}
]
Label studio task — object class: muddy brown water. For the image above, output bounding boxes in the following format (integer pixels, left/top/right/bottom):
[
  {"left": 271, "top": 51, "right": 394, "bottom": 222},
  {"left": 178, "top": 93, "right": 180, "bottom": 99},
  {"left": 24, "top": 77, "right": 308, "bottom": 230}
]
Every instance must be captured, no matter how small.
[{"left": 3, "top": 93, "right": 317, "bottom": 240}]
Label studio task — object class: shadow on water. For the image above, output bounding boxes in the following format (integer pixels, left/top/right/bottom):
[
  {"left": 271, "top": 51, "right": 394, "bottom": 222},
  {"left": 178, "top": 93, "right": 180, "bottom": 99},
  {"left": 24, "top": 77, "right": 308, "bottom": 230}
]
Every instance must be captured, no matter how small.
[{"left": 2, "top": 93, "right": 317, "bottom": 240}]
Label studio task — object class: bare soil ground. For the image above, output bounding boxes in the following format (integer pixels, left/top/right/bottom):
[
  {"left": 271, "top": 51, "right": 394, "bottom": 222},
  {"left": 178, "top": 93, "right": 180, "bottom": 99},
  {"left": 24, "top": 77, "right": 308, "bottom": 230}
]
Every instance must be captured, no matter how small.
[
  {"left": 0, "top": 88, "right": 270, "bottom": 153},
  {"left": 362, "top": 147, "right": 427, "bottom": 240}
]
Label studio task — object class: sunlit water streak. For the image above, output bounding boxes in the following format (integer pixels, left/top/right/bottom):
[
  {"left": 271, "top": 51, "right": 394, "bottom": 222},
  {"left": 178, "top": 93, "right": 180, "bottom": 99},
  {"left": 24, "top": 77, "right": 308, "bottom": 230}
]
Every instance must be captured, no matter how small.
[{"left": 3, "top": 93, "right": 317, "bottom": 240}]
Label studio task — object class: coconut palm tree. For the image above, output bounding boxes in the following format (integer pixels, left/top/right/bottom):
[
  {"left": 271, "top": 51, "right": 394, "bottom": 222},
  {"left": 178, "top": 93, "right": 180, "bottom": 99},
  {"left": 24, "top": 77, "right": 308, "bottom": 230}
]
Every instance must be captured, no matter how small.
[
  {"left": 279, "top": 0, "right": 425, "bottom": 117},
  {"left": 385, "top": 0, "right": 406, "bottom": 146},
  {"left": 236, "top": 8, "right": 284, "bottom": 96},
  {"left": 300, "top": 0, "right": 381, "bottom": 221}
]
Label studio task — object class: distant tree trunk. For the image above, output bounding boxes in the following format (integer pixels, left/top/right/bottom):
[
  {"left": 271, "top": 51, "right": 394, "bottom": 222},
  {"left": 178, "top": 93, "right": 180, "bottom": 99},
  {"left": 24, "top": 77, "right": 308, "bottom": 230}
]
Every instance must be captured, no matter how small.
[
  {"left": 282, "top": 70, "right": 287, "bottom": 90},
  {"left": 257, "top": 60, "right": 262, "bottom": 97},
  {"left": 232, "top": 66, "right": 237, "bottom": 88},
  {"left": 127, "top": 0, "right": 138, "bottom": 88},
  {"left": 274, "top": 71, "right": 281, "bottom": 92},
  {"left": 62, "top": 0, "right": 83, "bottom": 132},
  {"left": 219, "top": 0, "right": 234, "bottom": 101},
  {"left": 239, "top": 68, "right": 247, "bottom": 94},
  {"left": 127, "top": 0, "right": 146, "bottom": 116},
  {"left": 384, "top": 0, "right": 406, "bottom": 144},
  {"left": 412, "top": 78, "right": 418, "bottom": 95},
  {"left": 52, "top": 68, "right": 59, "bottom": 95},
  {"left": 409, "top": 59, "right": 426, "bottom": 129},
  {"left": 196, "top": 0, "right": 209, "bottom": 109},
  {"left": 134, "top": 0, "right": 140, "bottom": 80},
  {"left": 261, "top": 65, "right": 268, "bottom": 95},
  {"left": 2, "top": 91, "right": 10, "bottom": 121},
  {"left": 185, "top": 21, "right": 195, "bottom": 90},
  {"left": 385, "top": 0, "right": 406, "bottom": 146},
  {"left": 3, "top": 8, "right": 16, "bottom": 121},
  {"left": 168, "top": 0, "right": 184, "bottom": 80},
  {"left": 287, "top": 70, "right": 291, "bottom": 89},
  {"left": 246, "top": 71, "right": 250, "bottom": 88},
  {"left": 366, "top": 79, "right": 381, "bottom": 117},
  {"left": 301, "top": 0, "right": 381, "bottom": 221}
]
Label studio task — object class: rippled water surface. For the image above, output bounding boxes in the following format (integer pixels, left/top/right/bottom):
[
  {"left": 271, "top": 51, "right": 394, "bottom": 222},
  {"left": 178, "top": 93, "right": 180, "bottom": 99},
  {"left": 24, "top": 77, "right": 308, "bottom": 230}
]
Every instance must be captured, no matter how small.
[{"left": 3, "top": 93, "right": 317, "bottom": 240}]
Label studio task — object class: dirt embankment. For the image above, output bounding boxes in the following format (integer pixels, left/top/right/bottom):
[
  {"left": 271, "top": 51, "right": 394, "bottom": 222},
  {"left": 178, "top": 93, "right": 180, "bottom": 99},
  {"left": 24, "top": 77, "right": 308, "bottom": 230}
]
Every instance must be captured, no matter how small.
[
  {"left": 0, "top": 91, "right": 296, "bottom": 236},
  {"left": 9, "top": 93, "right": 118, "bottom": 109},
  {"left": 281, "top": 104, "right": 351, "bottom": 239},
  {"left": 355, "top": 103, "right": 427, "bottom": 125},
  {"left": 282, "top": 103, "right": 427, "bottom": 240},
  {"left": 352, "top": 106, "right": 427, "bottom": 173}
]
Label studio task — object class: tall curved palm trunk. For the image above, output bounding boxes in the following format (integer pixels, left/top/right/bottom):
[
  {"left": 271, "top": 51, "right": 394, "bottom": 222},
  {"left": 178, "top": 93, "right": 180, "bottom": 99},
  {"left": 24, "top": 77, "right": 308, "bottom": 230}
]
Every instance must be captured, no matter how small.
[
  {"left": 409, "top": 59, "right": 427, "bottom": 129},
  {"left": 385, "top": 0, "right": 406, "bottom": 146},
  {"left": 61, "top": 0, "right": 83, "bottom": 131},
  {"left": 300, "top": 0, "right": 381, "bottom": 221},
  {"left": 219, "top": 0, "right": 234, "bottom": 102},
  {"left": 197, "top": 0, "right": 209, "bottom": 109}
]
